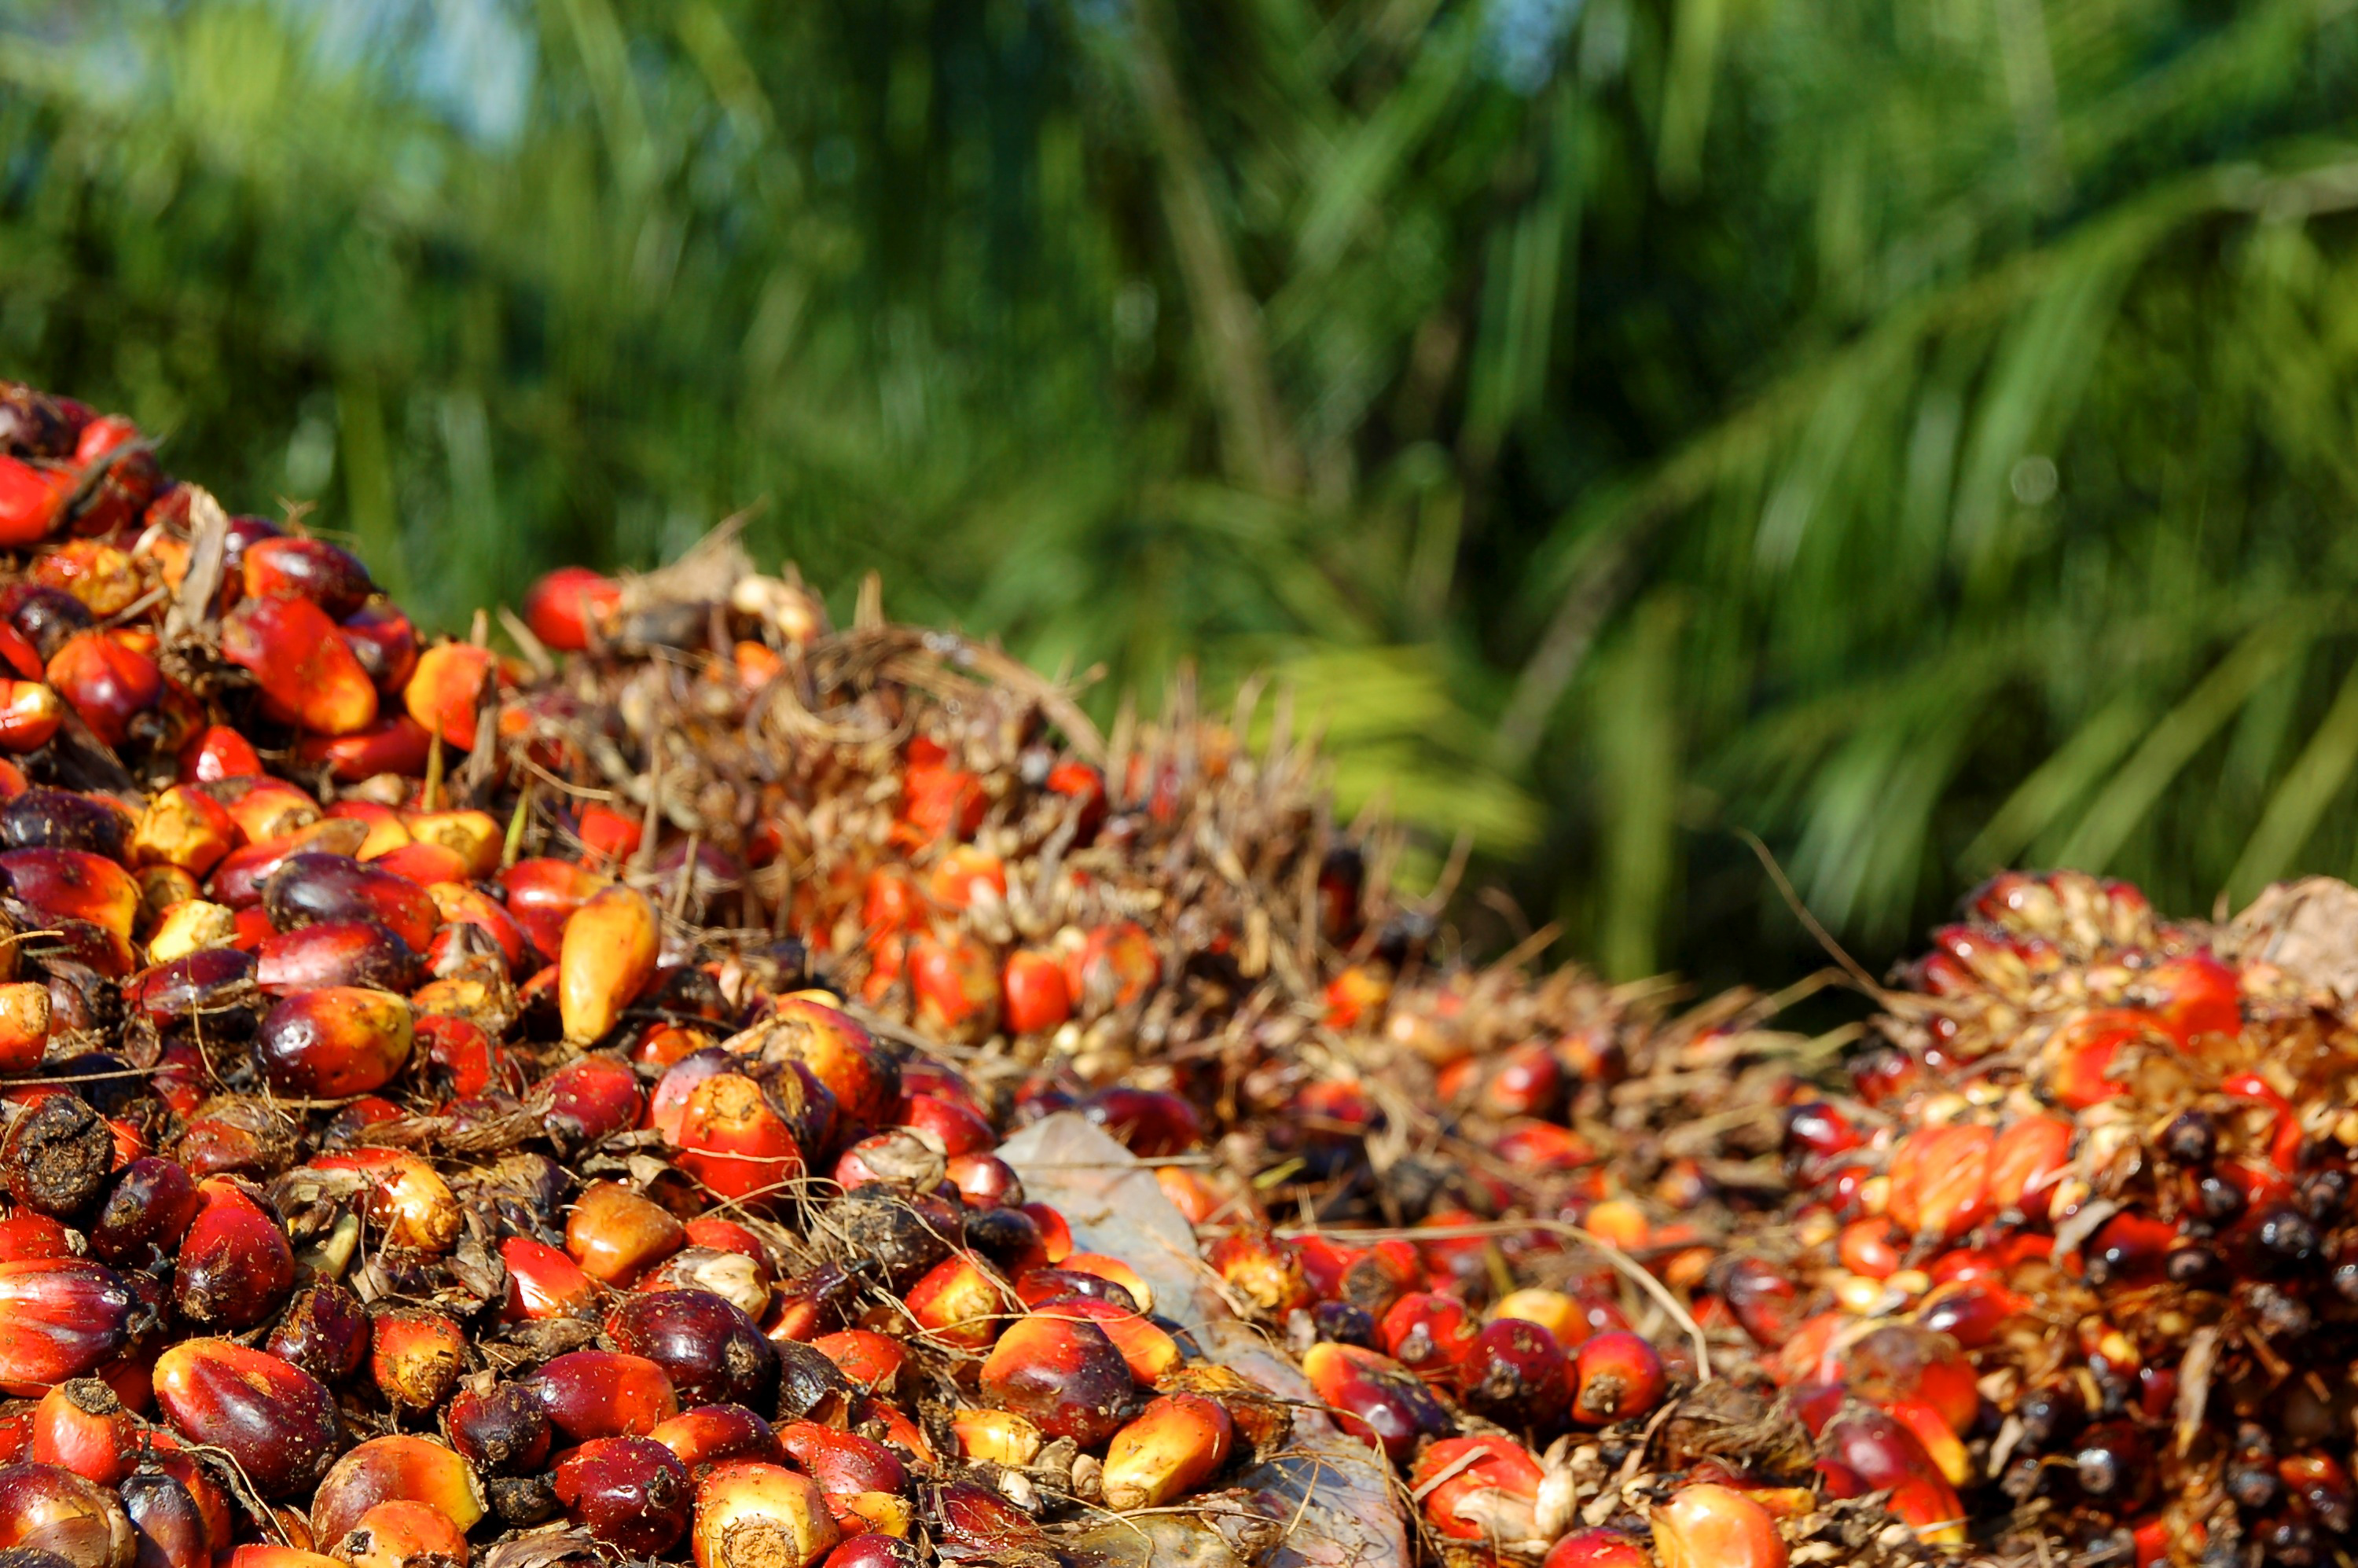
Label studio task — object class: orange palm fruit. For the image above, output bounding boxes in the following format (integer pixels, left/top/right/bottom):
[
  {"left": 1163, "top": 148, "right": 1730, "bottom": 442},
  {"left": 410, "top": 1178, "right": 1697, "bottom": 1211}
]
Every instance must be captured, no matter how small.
[
  {"left": 131, "top": 787, "right": 239, "bottom": 876},
  {"left": 402, "top": 643, "right": 495, "bottom": 751},
  {"left": 1100, "top": 1394, "right": 1233, "bottom": 1511},
  {"left": 0, "top": 681, "right": 62, "bottom": 753},
  {"left": 560, "top": 885, "right": 660, "bottom": 1043},
  {"left": 310, "top": 1434, "right": 487, "bottom": 1547},
  {"left": 220, "top": 597, "right": 377, "bottom": 737},
  {"left": 565, "top": 1181, "right": 685, "bottom": 1286}
]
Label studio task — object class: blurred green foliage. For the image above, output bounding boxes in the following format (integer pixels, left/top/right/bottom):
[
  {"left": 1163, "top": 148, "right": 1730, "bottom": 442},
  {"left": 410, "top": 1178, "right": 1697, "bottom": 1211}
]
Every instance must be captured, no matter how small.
[{"left": 7, "top": 0, "right": 2358, "bottom": 984}]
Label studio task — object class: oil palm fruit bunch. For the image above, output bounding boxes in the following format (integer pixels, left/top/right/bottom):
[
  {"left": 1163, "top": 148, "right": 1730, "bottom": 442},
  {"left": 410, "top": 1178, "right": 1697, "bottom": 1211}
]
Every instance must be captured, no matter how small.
[{"left": 0, "top": 380, "right": 1359, "bottom": 1568}]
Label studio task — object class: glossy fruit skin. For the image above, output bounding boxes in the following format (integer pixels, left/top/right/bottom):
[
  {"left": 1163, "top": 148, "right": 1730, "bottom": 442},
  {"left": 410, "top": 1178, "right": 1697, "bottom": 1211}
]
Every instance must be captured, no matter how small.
[
  {"left": 265, "top": 1284, "right": 372, "bottom": 1386},
  {"left": 45, "top": 635, "right": 163, "bottom": 751},
  {"left": 0, "top": 1461, "right": 136, "bottom": 1568},
  {"left": 220, "top": 597, "right": 377, "bottom": 737},
  {"left": 523, "top": 1351, "right": 682, "bottom": 1443},
  {"left": 1570, "top": 1332, "right": 1669, "bottom": 1425},
  {"left": 1458, "top": 1317, "right": 1570, "bottom": 1433},
  {"left": 687, "top": 1460, "right": 839, "bottom": 1568},
  {"left": 522, "top": 568, "right": 622, "bottom": 652},
  {"left": 0, "top": 1262, "right": 136, "bottom": 1395},
  {"left": 566, "top": 1182, "right": 686, "bottom": 1286},
  {"left": 241, "top": 538, "right": 373, "bottom": 619},
  {"left": 1100, "top": 1394, "right": 1234, "bottom": 1511},
  {"left": 171, "top": 1179, "right": 294, "bottom": 1330},
  {"left": 1651, "top": 1484, "right": 1787, "bottom": 1568},
  {"left": 543, "top": 1056, "right": 644, "bottom": 1145},
  {"left": 152, "top": 1340, "right": 339, "bottom": 1498},
  {"left": 606, "top": 1291, "right": 779, "bottom": 1411},
  {"left": 559, "top": 886, "right": 659, "bottom": 1044},
  {"left": 369, "top": 1311, "right": 467, "bottom": 1414},
  {"left": 1302, "top": 1342, "right": 1450, "bottom": 1462},
  {"left": 0, "top": 850, "right": 137, "bottom": 943},
  {"left": 254, "top": 988, "right": 414, "bottom": 1098},
  {"left": 28, "top": 1383, "right": 134, "bottom": 1487},
  {"left": 648, "top": 1405, "right": 780, "bottom": 1473},
  {"left": 0, "top": 684, "right": 63, "bottom": 754},
  {"left": 975, "top": 1313, "right": 1133, "bottom": 1448},
  {"left": 119, "top": 1464, "right": 210, "bottom": 1568},
  {"left": 671, "top": 1075, "right": 805, "bottom": 1206},
  {"left": 308, "top": 1434, "right": 487, "bottom": 1549},
  {"left": 552, "top": 1437, "right": 692, "bottom": 1555},
  {"left": 443, "top": 1386, "right": 553, "bottom": 1477}
]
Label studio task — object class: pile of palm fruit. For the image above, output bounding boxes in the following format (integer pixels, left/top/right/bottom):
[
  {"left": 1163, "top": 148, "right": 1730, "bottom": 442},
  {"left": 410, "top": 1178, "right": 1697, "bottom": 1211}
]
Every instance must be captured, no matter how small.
[{"left": 0, "top": 376, "right": 2330, "bottom": 1568}]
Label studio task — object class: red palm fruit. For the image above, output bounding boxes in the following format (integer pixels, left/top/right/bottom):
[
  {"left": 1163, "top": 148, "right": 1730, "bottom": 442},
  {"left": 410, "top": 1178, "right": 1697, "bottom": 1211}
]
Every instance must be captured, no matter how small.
[
  {"left": 525, "top": 1351, "right": 681, "bottom": 1443},
  {"left": 501, "top": 857, "right": 608, "bottom": 958},
  {"left": 0, "top": 628, "right": 35, "bottom": 683},
  {"left": 369, "top": 1311, "right": 466, "bottom": 1414},
  {"left": 332, "top": 1499, "right": 466, "bottom": 1568},
  {"left": 1985, "top": 1113, "right": 2073, "bottom": 1220},
  {"left": 1379, "top": 1292, "right": 1480, "bottom": 1381},
  {"left": 925, "top": 846, "right": 1005, "bottom": 911},
  {"left": 403, "top": 810, "right": 501, "bottom": 877},
  {"left": 28, "top": 1383, "right": 134, "bottom": 1485},
  {"left": 674, "top": 1076, "right": 805, "bottom": 1205},
  {"left": 809, "top": 1333, "right": 905, "bottom": 1394},
  {"left": 265, "top": 1284, "right": 372, "bottom": 1386},
  {"left": 172, "top": 1180, "right": 294, "bottom": 1330},
  {"left": 1886, "top": 1122, "right": 1994, "bottom": 1245},
  {"left": 146, "top": 1454, "right": 231, "bottom": 1563},
  {"left": 754, "top": 998, "right": 900, "bottom": 1126},
  {"left": 1064, "top": 921, "right": 1160, "bottom": 1015},
  {"left": 1830, "top": 1324, "right": 1978, "bottom": 1437},
  {"left": 444, "top": 1386, "right": 553, "bottom": 1477},
  {"left": 1458, "top": 1317, "right": 1570, "bottom": 1432},
  {"left": 1651, "top": 1483, "right": 1788, "bottom": 1568},
  {"left": 559, "top": 886, "right": 659, "bottom": 1043},
  {"left": 0, "top": 1461, "right": 136, "bottom": 1566},
  {"left": 655, "top": 1052, "right": 747, "bottom": 1143},
  {"left": 0, "top": 982, "right": 44, "bottom": 1073},
  {"left": 1027, "top": 1295, "right": 1178, "bottom": 1384},
  {"left": 1913, "top": 1277, "right": 2022, "bottom": 1350},
  {"left": 33, "top": 542, "right": 140, "bottom": 616},
  {"left": 254, "top": 987, "right": 413, "bottom": 1096},
  {"left": 264, "top": 854, "right": 439, "bottom": 950},
  {"left": 1493, "top": 1118, "right": 1595, "bottom": 1173},
  {"left": 522, "top": 567, "right": 622, "bottom": 652},
  {"left": 153, "top": 1340, "right": 338, "bottom": 1497},
  {"left": 424, "top": 883, "right": 527, "bottom": 971},
  {"left": 2145, "top": 951, "right": 2242, "bottom": 1045},
  {"left": 1058, "top": 1253, "right": 1152, "bottom": 1313},
  {"left": 413, "top": 1015, "right": 516, "bottom": 1100},
  {"left": 907, "top": 933, "right": 1000, "bottom": 1044},
  {"left": 944, "top": 1154, "right": 1023, "bottom": 1209},
  {"left": 902, "top": 1254, "right": 1008, "bottom": 1354},
  {"left": 897, "top": 761, "right": 983, "bottom": 845},
  {"left": 553, "top": 1437, "right": 691, "bottom": 1555},
  {"left": 633, "top": 1021, "right": 712, "bottom": 1070},
  {"left": 1811, "top": 1404, "right": 1967, "bottom": 1544},
  {"left": 0, "top": 849, "right": 137, "bottom": 942},
  {"left": 1882, "top": 1398, "right": 1972, "bottom": 1487},
  {"left": 310, "top": 1150, "right": 462, "bottom": 1252},
  {"left": 976, "top": 1312, "right": 1133, "bottom": 1447},
  {"left": 130, "top": 787, "right": 237, "bottom": 876},
  {"left": 542, "top": 1055, "right": 643, "bottom": 1148},
  {"left": 1478, "top": 1042, "right": 1566, "bottom": 1120},
  {"left": 209, "top": 823, "right": 365, "bottom": 909},
  {"left": 337, "top": 604, "right": 418, "bottom": 693},
  {"left": 859, "top": 868, "right": 922, "bottom": 938},
  {"left": 119, "top": 1465, "right": 211, "bottom": 1568},
  {"left": 0, "top": 459, "right": 78, "bottom": 545},
  {"left": 1014, "top": 1269, "right": 1137, "bottom": 1314},
  {"left": 1098, "top": 1393, "right": 1233, "bottom": 1511},
  {"left": 310, "top": 1435, "right": 487, "bottom": 1547},
  {"left": 1208, "top": 1230, "right": 1313, "bottom": 1320},
  {"left": 777, "top": 1421, "right": 905, "bottom": 1498},
  {"left": 0, "top": 683, "right": 62, "bottom": 753},
  {"left": 1017, "top": 1203, "right": 1074, "bottom": 1265},
  {"left": 1302, "top": 1342, "right": 1449, "bottom": 1462},
  {"left": 0, "top": 1216, "right": 73, "bottom": 1265},
  {"left": 1076, "top": 1087, "right": 1202, "bottom": 1156},
  {"left": 1570, "top": 1332, "right": 1667, "bottom": 1425},
  {"left": 402, "top": 644, "right": 494, "bottom": 751},
  {"left": 177, "top": 725, "right": 263, "bottom": 784},
  {"left": 293, "top": 718, "right": 432, "bottom": 783},
  {"left": 2045, "top": 1008, "right": 2155, "bottom": 1110},
  {"left": 221, "top": 597, "right": 377, "bottom": 736},
  {"left": 891, "top": 1093, "right": 990, "bottom": 1159},
  {"left": 212, "top": 777, "right": 323, "bottom": 843},
  {"left": 608, "top": 1291, "right": 778, "bottom": 1410},
  {"left": 1544, "top": 1529, "right": 1650, "bottom": 1568},
  {"left": 566, "top": 1181, "right": 687, "bottom": 1287},
  {"left": 241, "top": 538, "right": 373, "bottom": 619},
  {"left": 45, "top": 633, "right": 160, "bottom": 749},
  {"left": 575, "top": 802, "right": 641, "bottom": 864},
  {"left": 500, "top": 1237, "right": 597, "bottom": 1322},
  {"left": 1000, "top": 951, "right": 1071, "bottom": 1035},
  {"left": 689, "top": 1461, "right": 839, "bottom": 1568},
  {"left": 648, "top": 1405, "right": 779, "bottom": 1473},
  {"left": 1412, "top": 1435, "right": 1546, "bottom": 1544},
  {"left": 373, "top": 841, "right": 477, "bottom": 890},
  {"left": 326, "top": 801, "right": 410, "bottom": 860},
  {"left": 1837, "top": 1219, "right": 1904, "bottom": 1280},
  {"left": 255, "top": 921, "right": 420, "bottom": 996}
]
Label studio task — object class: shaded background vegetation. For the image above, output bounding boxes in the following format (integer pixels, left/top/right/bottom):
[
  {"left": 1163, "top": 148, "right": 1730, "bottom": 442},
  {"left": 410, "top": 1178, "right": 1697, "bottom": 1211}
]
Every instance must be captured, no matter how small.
[{"left": 6, "top": 0, "right": 2358, "bottom": 990}]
